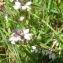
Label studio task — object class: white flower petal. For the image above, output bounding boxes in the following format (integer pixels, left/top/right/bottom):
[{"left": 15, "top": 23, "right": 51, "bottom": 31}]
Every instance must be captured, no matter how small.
[
  {"left": 24, "top": 34, "right": 31, "bottom": 40},
  {"left": 13, "top": 1, "right": 21, "bottom": 10},
  {"left": 9, "top": 36, "right": 21, "bottom": 44},
  {"left": 11, "top": 41, "right": 15, "bottom": 44},
  {"left": 31, "top": 46, "right": 36, "bottom": 50},
  {"left": 22, "top": 5, "right": 28, "bottom": 10},
  {"left": 10, "top": 0, "right": 13, "bottom": 2},
  {"left": 19, "top": 16, "right": 24, "bottom": 21},
  {"left": 15, "top": 2, "right": 21, "bottom": 5},
  {"left": 13, "top": 5, "right": 21, "bottom": 10},
  {"left": 26, "top": 1, "right": 32, "bottom": 6},
  {"left": 31, "top": 46, "right": 38, "bottom": 53},
  {"left": 23, "top": 29, "right": 29, "bottom": 34}
]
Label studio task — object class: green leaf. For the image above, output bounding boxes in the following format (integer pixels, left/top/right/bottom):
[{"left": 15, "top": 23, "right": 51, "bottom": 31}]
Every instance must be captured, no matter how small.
[{"left": 59, "top": 2, "right": 63, "bottom": 9}]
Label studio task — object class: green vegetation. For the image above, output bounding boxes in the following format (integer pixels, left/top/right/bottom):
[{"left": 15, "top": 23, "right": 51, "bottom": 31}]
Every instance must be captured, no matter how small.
[{"left": 0, "top": 0, "right": 63, "bottom": 63}]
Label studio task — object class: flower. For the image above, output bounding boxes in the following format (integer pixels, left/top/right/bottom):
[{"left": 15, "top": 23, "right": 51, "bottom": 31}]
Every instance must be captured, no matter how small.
[
  {"left": 23, "top": 29, "right": 32, "bottom": 40},
  {"left": 26, "top": 1, "right": 32, "bottom": 6},
  {"left": 9, "top": 35, "right": 21, "bottom": 44},
  {"left": 24, "top": 34, "right": 32, "bottom": 40},
  {"left": 19, "top": 16, "right": 24, "bottom": 21},
  {"left": 42, "top": 49, "right": 55, "bottom": 59},
  {"left": 10, "top": 0, "right": 13, "bottom": 2},
  {"left": 22, "top": 5, "right": 28, "bottom": 10},
  {"left": 18, "top": 0, "right": 22, "bottom": 2},
  {"left": 23, "top": 29, "right": 29, "bottom": 34},
  {"left": 13, "top": 1, "right": 21, "bottom": 10},
  {"left": 49, "top": 53, "right": 55, "bottom": 60},
  {"left": 31, "top": 46, "right": 38, "bottom": 53},
  {"left": 9, "top": 29, "right": 33, "bottom": 44},
  {"left": 21, "top": 1, "right": 32, "bottom": 10},
  {"left": 31, "top": 46, "right": 36, "bottom": 50},
  {"left": 12, "top": 30, "right": 21, "bottom": 34}
]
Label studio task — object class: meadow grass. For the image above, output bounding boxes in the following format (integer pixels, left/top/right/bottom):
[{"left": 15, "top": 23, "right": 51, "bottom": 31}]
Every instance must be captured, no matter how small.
[{"left": 0, "top": 0, "right": 63, "bottom": 63}]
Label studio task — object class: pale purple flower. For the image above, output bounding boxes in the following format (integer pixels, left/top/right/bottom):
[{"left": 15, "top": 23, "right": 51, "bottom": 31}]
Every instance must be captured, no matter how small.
[
  {"left": 18, "top": 0, "right": 22, "bottom": 2},
  {"left": 9, "top": 35, "right": 21, "bottom": 44},
  {"left": 13, "top": 1, "right": 21, "bottom": 10},
  {"left": 12, "top": 30, "right": 21, "bottom": 34}
]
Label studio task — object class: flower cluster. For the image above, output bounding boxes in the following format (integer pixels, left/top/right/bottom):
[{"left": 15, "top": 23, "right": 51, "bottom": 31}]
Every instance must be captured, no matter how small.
[
  {"left": 12, "top": 0, "right": 32, "bottom": 10},
  {"left": 42, "top": 49, "right": 55, "bottom": 60},
  {"left": 9, "top": 29, "right": 32, "bottom": 44}
]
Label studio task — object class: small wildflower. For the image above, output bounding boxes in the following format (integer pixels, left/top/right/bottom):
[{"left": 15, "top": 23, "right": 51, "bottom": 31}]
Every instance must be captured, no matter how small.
[
  {"left": 31, "top": 46, "right": 36, "bottom": 50},
  {"left": 24, "top": 34, "right": 32, "bottom": 40},
  {"left": 23, "top": 29, "right": 29, "bottom": 34},
  {"left": 18, "top": 0, "right": 22, "bottom": 2},
  {"left": 19, "top": 16, "right": 24, "bottom": 21},
  {"left": 49, "top": 53, "right": 55, "bottom": 59},
  {"left": 9, "top": 35, "right": 21, "bottom": 44},
  {"left": 13, "top": 1, "right": 21, "bottom": 10},
  {"left": 31, "top": 46, "right": 38, "bottom": 53},
  {"left": 10, "top": 0, "right": 13, "bottom": 2},
  {"left": 23, "top": 29, "right": 32, "bottom": 40},
  {"left": 42, "top": 49, "right": 55, "bottom": 60},
  {"left": 25, "top": 1, "right": 32, "bottom": 6}
]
